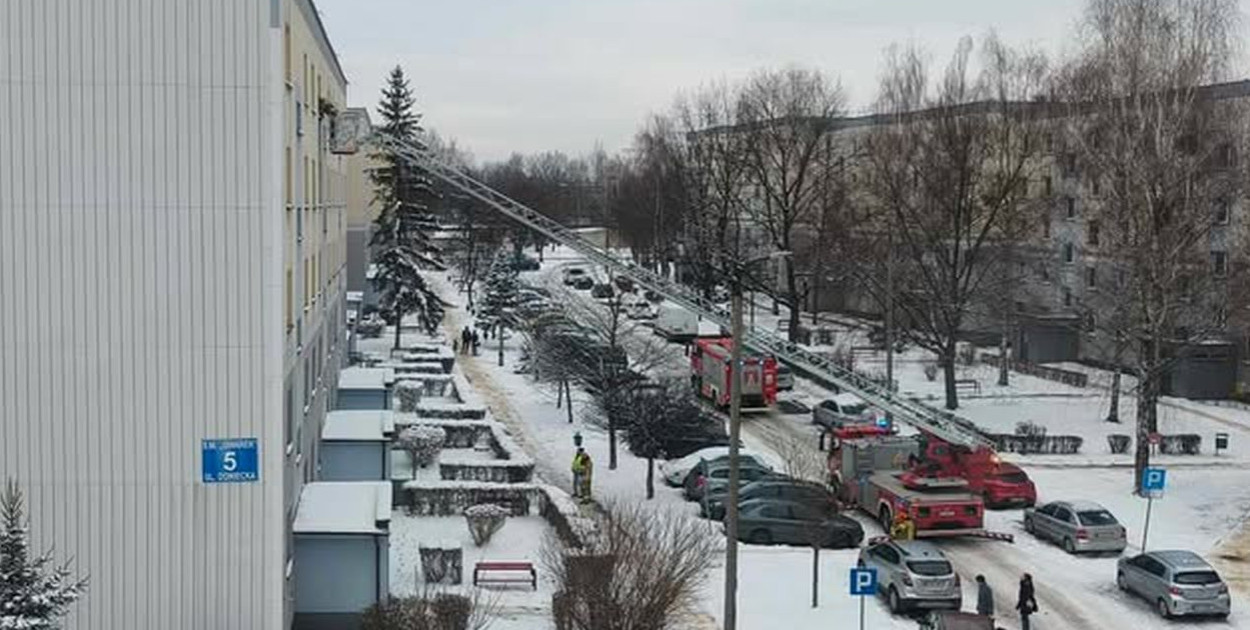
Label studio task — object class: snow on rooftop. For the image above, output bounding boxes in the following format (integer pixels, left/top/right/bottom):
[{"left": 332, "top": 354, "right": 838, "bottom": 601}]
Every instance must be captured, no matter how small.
[
  {"left": 294, "top": 482, "right": 392, "bottom": 535},
  {"left": 338, "top": 367, "right": 395, "bottom": 390},
  {"left": 322, "top": 410, "right": 394, "bottom": 441}
]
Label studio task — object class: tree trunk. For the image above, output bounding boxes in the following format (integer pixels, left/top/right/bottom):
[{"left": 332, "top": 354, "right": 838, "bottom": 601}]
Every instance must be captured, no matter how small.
[
  {"left": 810, "top": 544, "right": 819, "bottom": 608},
  {"left": 1134, "top": 339, "right": 1161, "bottom": 492},
  {"left": 608, "top": 414, "right": 618, "bottom": 471},
  {"left": 565, "top": 380, "right": 574, "bottom": 424},
  {"left": 942, "top": 347, "right": 959, "bottom": 410},
  {"left": 556, "top": 377, "right": 564, "bottom": 408},
  {"left": 393, "top": 308, "right": 403, "bottom": 350},
  {"left": 997, "top": 325, "right": 1010, "bottom": 387},
  {"left": 497, "top": 328, "right": 505, "bottom": 367},
  {"left": 646, "top": 456, "right": 655, "bottom": 500},
  {"left": 1106, "top": 371, "right": 1122, "bottom": 423}
]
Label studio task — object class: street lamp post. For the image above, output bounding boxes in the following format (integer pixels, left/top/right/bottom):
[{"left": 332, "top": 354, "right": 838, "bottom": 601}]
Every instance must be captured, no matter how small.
[{"left": 723, "top": 250, "right": 789, "bottom": 630}]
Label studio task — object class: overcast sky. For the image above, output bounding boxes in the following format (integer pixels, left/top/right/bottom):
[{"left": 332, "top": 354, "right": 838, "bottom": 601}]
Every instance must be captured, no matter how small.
[{"left": 314, "top": 0, "right": 1242, "bottom": 164}]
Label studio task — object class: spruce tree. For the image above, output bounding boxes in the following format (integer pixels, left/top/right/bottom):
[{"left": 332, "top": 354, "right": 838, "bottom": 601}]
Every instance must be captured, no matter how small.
[
  {"left": 0, "top": 481, "right": 87, "bottom": 630},
  {"left": 370, "top": 66, "right": 445, "bottom": 348},
  {"left": 476, "top": 250, "right": 521, "bottom": 366}
]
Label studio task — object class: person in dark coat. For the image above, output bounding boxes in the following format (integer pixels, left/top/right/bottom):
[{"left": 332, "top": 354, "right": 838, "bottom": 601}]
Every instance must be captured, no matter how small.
[
  {"left": 471, "top": 329, "right": 480, "bottom": 356},
  {"left": 1017, "top": 573, "right": 1038, "bottom": 630},
  {"left": 975, "top": 575, "right": 994, "bottom": 618},
  {"left": 460, "top": 327, "right": 471, "bottom": 355}
]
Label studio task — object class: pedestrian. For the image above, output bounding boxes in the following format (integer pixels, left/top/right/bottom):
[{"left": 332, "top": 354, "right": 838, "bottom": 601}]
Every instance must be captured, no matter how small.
[
  {"left": 471, "top": 329, "right": 480, "bottom": 356},
  {"left": 579, "top": 449, "right": 594, "bottom": 503},
  {"left": 1017, "top": 573, "right": 1038, "bottom": 630},
  {"left": 460, "top": 327, "right": 471, "bottom": 355},
  {"left": 572, "top": 447, "right": 585, "bottom": 502},
  {"left": 975, "top": 575, "right": 994, "bottom": 619},
  {"left": 452, "top": 337, "right": 460, "bottom": 354}
]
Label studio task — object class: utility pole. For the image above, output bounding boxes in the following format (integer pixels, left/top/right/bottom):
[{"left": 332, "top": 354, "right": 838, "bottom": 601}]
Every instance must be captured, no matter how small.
[
  {"left": 885, "top": 230, "right": 895, "bottom": 393},
  {"left": 723, "top": 281, "right": 745, "bottom": 630}
]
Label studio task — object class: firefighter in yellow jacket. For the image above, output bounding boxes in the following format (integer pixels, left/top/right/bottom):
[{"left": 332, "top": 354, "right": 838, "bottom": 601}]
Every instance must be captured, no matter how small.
[{"left": 571, "top": 447, "right": 593, "bottom": 503}]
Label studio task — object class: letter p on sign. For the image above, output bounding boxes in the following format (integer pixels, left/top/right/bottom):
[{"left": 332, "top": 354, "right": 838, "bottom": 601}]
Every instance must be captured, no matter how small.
[{"left": 850, "top": 567, "right": 878, "bottom": 596}]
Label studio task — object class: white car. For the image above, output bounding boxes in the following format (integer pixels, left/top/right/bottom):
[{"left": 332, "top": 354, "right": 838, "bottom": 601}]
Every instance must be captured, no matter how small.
[{"left": 660, "top": 446, "right": 763, "bottom": 487}]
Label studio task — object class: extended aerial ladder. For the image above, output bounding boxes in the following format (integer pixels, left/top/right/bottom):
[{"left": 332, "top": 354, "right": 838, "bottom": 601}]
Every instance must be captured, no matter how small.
[{"left": 362, "top": 128, "right": 989, "bottom": 448}]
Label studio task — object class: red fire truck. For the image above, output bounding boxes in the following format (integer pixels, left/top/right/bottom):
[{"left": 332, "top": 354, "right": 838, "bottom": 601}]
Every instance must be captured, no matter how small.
[
  {"left": 828, "top": 435, "right": 1012, "bottom": 541},
  {"left": 904, "top": 433, "right": 1037, "bottom": 509},
  {"left": 689, "top": 338, "right": 778, "bottom": 409}
]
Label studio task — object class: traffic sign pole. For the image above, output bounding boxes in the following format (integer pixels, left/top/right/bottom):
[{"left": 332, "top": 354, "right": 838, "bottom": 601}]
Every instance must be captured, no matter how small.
[
  {"left": 1141, "top": 494, "right": 1154, "bottom": 552},
  {"left": 859, "top": 594, "right": 865, "bottom": 630},
  {"left": 1140, "top": 467, "right": 1166, "bottom": 552}
]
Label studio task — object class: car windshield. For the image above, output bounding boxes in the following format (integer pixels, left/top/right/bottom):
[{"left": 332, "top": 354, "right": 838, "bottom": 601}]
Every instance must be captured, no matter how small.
[
  {"left": 1174, "top": 571, "right": 1221, "bottom": 585},
  {"left": 906, "top": 560, "right": 952, "bottom": 576},
  {"left": 995, "top": 472, "right": 1029, "bottom": 484},
  {"left": 841, "top": 403, "right": 867, "bottom": 416},
  {"left": 1076, "top": 510, "right": 1117, "bottom": 526}
]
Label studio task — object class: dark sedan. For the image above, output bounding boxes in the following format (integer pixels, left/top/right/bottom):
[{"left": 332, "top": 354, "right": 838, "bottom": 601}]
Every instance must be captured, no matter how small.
[{"left": 734, "top": 498, "right": 863, "bottom": 548}]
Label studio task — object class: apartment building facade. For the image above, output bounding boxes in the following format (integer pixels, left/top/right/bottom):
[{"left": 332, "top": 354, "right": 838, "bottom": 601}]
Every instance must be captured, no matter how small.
[{"left": 0, "top": 0, "right": 351, "bottom": 628}]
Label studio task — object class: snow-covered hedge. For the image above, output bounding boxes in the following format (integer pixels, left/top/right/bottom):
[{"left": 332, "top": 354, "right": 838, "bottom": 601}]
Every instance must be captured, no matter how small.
[
  {"left": 402, "top": 481, "right": 540, "bottom": 517},
  {"left": 410, "top": 401, "right": 488, "bottom": 421},
  {"left": 397, "top": 425, "right": 447, "bottom": 470},
  {"left": 464, "top": 503, "right": 511, "bottom": 546},
  {"left": 440, "top": 460, "right": 535, "bottom": 484},
  {"left": 394, "top": 381, "right": 424, "bottom": 413},
  {"left": 987, "top": 433, "right": 1083, "bottom": 455}
]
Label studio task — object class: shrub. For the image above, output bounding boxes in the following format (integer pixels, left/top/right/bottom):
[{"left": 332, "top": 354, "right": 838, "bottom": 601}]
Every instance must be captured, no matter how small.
[
  {"left": 1107, "top": 434, "right": 1131, "bottom": 454},
  {"left": 360, "top": 589, "right": 494, "bottom": 630},
  {"left": 399, "top": 425, "right": 447, "bottom": 472},
  {"left": 958, "top": 343, "right": 976, "bottom": 366},
  {"left": 923, "top": 361, "right": 938, "bottom": 382},
  {"left": 395, "top": 381, "right": 424, "bottom": 413},
  {"left": 988, "top": 433, "right": 1083, "bottom": 454},
  {"left": 464, "top": 503, "right": 511, "bottom": 546},
  {"left": 1159, "top": 434, "right": 1202, "bottom": 455},
  {"left": 1015, "top": 421, "right": 1047, "bottom": 438}
]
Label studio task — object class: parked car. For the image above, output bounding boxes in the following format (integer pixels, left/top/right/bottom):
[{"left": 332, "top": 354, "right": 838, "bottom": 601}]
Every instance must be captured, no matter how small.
[
  {"left": 812, "top": 394, "right": 883, "bottom": 431},
  {"left": 613, "top": 275, "right": 635, "bottom": 292},
  {"left": 776, "top": 363, "right": 795, "bottom": 391},
  {"left": 591, "top": 283, "right": 615, "bottom": 299},
  {"left": 683, "top": 459, "right": 775, "bottom": 501},
  {"left": 1024, "top": 500, "right": 1127, "bottom": 554},
  {"left": 1117, "top": 550, "right": 1230, "bottom": 619},
  {"left": 660, "top": 447, "right": 765, "bottom": 487},
  {"left": 644, "top": 289, "right": 663, "bottom": 303},
  {"left": 858, "top": 539, "right": 962, "bottom": 613},
  {"left": 734, "top": 498, "right": 863, "bottom": 548},
  {"left": 625, "top": 300, "right": 656, "bottom": 320},
  {"left": 511, "top": 254, "right": 540, "bottom": 271},
  {"left": 561, "top": 267, "right": 588, "bottom": 285},
  {"left": 702, "top": 479, "right": 837, "bottom": 521},
  {"left": 571, "top": 276, "right": 594, "bottom": 290},
  {"left": 918, "top": 611, "right": 994, "bottom": 630}
]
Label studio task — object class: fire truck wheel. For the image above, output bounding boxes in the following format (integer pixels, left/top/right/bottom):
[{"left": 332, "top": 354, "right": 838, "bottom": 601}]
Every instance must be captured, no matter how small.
[{"left": 878, "top": 506, "right": 892, "bottom": 532}]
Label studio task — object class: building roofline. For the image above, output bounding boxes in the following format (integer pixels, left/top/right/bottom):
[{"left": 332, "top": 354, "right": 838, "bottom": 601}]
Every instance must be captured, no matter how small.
[{"left": 296, "top": 0, "right": 348, "bottom": 89}]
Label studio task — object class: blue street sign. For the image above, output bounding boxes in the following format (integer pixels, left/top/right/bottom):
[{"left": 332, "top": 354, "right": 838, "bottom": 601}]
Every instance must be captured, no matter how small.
[
  {"left": 202, "top": 438, "right": 260, "bottom": 483},
  {"left": 1142, "top": 467, "right": 1167, "bottom": 492},
  {"left": 850, "top": 567, "right": 878, "bottom": 596}
]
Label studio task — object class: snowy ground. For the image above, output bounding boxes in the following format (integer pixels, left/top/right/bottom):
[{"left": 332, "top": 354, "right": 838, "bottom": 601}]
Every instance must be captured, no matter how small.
[{"left": 414, "top": 239, "right": 1250, "bottom": 629}]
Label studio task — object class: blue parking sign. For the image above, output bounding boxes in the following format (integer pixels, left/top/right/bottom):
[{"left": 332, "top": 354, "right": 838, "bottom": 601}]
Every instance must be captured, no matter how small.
[
  {"left": 202, "top": 438, "right": 259, "bottom": 483},
  {"left": 1142, "top": 467, "right": 1166, "bottom": 492},
  {"left": 850, "top": 567, "right": 878, "bottom": 596}
]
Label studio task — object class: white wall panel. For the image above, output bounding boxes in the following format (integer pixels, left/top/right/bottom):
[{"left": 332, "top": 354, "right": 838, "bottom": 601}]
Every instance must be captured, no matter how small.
[{"left": 0, "top": 1, "right": 284, "bottom": 628}]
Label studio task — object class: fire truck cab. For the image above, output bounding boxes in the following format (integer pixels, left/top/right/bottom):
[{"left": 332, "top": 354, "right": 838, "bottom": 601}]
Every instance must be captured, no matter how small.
[{"left": 690, "top": 338, "right": 778, "bottom": 409}]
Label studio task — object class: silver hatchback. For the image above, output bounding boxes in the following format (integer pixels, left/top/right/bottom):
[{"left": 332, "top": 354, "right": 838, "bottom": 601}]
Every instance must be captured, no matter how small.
[
  {"left": 857, "top": 539, "right": 961, "bottom": 613},
  {"left": 1117, "top": 550, "right": 1231, "bottom": 619},
  {"left": 1023, "top": 500, "right": 1127, "bottom": 554}
]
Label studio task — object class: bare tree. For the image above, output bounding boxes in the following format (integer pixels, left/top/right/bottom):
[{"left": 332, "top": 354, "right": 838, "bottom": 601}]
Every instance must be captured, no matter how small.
[
  {"left": 544, "top": 503, "right": 718, "bottom": 630},
  {"left": 852, "top": 36, "right": 1049, "bottom": 410},
  {"left": 594, "top": 379, "right": 708, "bottom": 499},
  {"left": 735, "top": 68, "right": 848, "bottom": 338},
  {"left": 1053, "top": 0, "right": 1249, "bottom": 490}
]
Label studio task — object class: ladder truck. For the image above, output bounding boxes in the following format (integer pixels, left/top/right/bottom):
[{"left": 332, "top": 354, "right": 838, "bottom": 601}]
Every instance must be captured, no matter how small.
[{"left": 332, "top": 112, "right": 994, "bottom": 452}]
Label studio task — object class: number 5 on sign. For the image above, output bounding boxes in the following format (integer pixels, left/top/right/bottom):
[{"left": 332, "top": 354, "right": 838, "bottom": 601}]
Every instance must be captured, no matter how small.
[{"left": 202, "top": 438, "right": 259, "bottom": 483}]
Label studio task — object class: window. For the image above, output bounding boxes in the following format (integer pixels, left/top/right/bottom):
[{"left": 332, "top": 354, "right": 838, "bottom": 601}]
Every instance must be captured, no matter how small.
[
  {"left": 283, "top": 24, "right": 291, "bottom": 83},
  {"left": 1062, "top": 242, "right": 1074, "bottom": 264},
  {"left": 1087, "top": 220, "right": 1100, "bottom": 246},
  {"left": 1053, "top": 507, "right": 1074, "bottom": 523},
  {"left": 285, "top": 268, "right": 293, "bottom": 331},
  {"left": 284, "top": 385, "right": 294, "bottom": 453},
  {"left": 1091, "top": 177, "right": 1100, "bottom": 196},
  {"left": 1042, "top": 213, "right": 1051, "bottom": 239},
  {"left": 1086, "top": 266, "right": 1097, "bottom": 288},
  {"left": 1066, "top": 197, "right": 1077, "bottom": 219},
  {"left": 1042, "top": 176, "right": 1052, "bottom": 197},
  {"left": 1063, "top": 286, "right": 1073, "bottom": 307},
  {"left": 1063, "top": 153, "right": 1077, "bottom": 177},
  {"left": 284, "top": 147, "right": 292, "bottom": 205},
  {"left": 873, "top": 545, "right": 901, "bottom": 564},
  {"left": 1215, "top": 199, "right": 1230, "bottom": 225},
  {"left": 1213, "top": 251, "right": 1228, "bottom": 277}
]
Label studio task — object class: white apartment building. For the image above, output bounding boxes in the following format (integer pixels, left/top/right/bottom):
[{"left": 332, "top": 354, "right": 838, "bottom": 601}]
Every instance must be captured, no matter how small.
[{"left": 0, "top": 1, "right": 352, "bottom": 628}]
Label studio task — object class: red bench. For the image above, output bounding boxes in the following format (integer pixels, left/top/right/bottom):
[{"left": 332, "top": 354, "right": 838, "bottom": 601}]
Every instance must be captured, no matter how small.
[{"left": 473, "top": 561, "right": 537, "bottom": 590}]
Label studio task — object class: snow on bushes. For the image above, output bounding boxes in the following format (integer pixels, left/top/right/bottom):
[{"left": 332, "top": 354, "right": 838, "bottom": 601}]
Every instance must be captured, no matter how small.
[
  {"left": 398, "top": 425, "right": 447, "bottom": 473},
  {"left": 463, "top": 503, "right": 510, "bottom": 546},
  {"left": 394, "top": 380, "right": 423, "bottom": 413}
]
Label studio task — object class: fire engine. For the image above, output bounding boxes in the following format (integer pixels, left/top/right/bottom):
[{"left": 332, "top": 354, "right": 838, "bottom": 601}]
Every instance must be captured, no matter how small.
[{"left": 689, "top": 338, "right": 778, "bottom": 409}]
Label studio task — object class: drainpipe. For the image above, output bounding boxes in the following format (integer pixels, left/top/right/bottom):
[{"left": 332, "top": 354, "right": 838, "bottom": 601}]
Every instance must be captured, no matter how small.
[{"left": 374, "top": 534, "right": 383, "bottom": 604}]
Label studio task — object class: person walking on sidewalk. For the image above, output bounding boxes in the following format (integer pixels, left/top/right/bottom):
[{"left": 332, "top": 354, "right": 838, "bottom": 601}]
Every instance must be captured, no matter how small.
[
  {"left": 460, "top": 327, "right": 471, "bottom": 355},
  {"left": 976, "top": 575, "right": 994, "bottom": 620},
  {"left": 471, "top": 329, "right": 481, "bottom": 356},
  {"left": 1017, "top": 573, "right": 1038, "bottom": 630}
]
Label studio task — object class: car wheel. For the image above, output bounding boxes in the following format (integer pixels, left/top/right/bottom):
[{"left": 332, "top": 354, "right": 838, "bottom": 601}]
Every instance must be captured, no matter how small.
[
  {"left": 888, "top": 586, "right": 903, "bottom": 614},
  {"left": 750, "top": 529, "right": 772, "bottom": 545},
  {"left": 1063, "top": 537, "right": 1076, "bottom": 554},
  {"left": 1157, "top": 598, "right": 1172, "bottom": 619},
  {"left": 1116, "top": 572, "right": 1128, "bottom": 592},
  {"left": 1024, "top": 517, "right": 1034, "bottom": 534}
]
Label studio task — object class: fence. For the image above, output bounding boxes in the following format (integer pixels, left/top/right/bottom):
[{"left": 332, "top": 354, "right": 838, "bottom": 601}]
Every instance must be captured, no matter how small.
[{"left": 980, "top": 355, "right": 1088, "bottom": 388}]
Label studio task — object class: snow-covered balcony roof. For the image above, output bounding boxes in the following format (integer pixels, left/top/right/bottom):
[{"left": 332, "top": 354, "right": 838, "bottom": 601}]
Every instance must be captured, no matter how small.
[
  {"left": 338, "top": 367, "right": 395, "bottom": 390},
  {"left": 294, "top": 482, "right": 392, "bottom": 535},
  {"left": 321, "top": 410, "right": 395, "bottom": 442}
]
